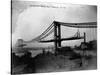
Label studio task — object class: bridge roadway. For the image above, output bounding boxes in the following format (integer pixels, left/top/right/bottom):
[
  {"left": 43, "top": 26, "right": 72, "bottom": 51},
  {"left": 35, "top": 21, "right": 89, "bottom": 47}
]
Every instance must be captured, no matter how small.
[{"left": 40, "top": 36, "right": 84, "bottom": 42}]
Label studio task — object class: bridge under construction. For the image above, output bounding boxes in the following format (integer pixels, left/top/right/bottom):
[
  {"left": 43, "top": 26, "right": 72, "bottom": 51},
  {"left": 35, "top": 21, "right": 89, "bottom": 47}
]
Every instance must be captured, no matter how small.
[{"left": 20, "top": 21, "right": 97, "bottom": 53}]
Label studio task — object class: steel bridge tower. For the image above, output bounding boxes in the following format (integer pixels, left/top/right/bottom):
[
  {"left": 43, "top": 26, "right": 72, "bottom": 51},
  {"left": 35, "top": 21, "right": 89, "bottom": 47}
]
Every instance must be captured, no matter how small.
[{"left": 54, "top": 21, "right": 61, "bottom": 52}]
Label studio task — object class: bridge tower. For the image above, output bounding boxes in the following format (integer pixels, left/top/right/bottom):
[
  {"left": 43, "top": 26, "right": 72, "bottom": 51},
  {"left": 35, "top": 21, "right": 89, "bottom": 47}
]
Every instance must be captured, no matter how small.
[
  {"left": 54, "top": 21, "right": 61, "bottom": 52},
  {"left": 84, "top": 32, "right": 86, "bottom": 43}
]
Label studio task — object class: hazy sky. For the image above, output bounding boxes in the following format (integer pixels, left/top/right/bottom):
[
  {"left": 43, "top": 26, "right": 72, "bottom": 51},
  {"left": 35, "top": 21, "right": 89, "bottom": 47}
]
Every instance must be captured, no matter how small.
[{"left": 12, "top": 0, "right": 97, "bottom": 48}]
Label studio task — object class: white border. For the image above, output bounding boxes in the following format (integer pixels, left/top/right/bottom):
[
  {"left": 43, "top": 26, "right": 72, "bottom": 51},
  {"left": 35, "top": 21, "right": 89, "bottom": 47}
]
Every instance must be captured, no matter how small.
[{"left": 0, "top": 0, "right": 100, "bottom": 75}]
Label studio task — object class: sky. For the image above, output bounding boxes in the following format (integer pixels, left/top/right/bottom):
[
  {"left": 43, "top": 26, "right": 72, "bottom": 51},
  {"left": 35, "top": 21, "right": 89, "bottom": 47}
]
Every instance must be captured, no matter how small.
[{"left": 12, "top": 0, "right": 97, "bottom": 48}]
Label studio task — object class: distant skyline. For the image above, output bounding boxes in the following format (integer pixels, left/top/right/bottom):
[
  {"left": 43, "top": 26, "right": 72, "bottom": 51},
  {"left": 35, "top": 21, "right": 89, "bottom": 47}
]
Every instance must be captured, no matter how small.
[{"left": 12, "top": 0, "right": 97, "bottom": 48}]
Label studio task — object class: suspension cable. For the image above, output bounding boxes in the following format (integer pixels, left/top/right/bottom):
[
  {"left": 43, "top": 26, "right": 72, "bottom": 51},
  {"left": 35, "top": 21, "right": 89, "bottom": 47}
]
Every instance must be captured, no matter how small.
[
  {"left": 37, "top": 27, "right": 54, "bottom": 41},
  {"left": 59, "top": 22, "right": 97, "bottom": 28},
  {"left": 33, "top": 22, "right": 54, "bottom": 41}
]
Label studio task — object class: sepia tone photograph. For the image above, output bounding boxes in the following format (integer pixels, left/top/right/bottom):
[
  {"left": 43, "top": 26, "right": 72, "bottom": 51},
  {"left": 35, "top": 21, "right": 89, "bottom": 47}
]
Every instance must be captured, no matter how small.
[{"left": 11, "top": 0, "right": 97, "bottom": 74}]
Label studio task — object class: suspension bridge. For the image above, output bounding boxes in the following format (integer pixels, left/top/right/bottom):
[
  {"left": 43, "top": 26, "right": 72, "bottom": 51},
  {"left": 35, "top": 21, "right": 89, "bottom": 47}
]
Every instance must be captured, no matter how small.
[{"left": 20, "top": 21, "right": 97, "bottom": 53}]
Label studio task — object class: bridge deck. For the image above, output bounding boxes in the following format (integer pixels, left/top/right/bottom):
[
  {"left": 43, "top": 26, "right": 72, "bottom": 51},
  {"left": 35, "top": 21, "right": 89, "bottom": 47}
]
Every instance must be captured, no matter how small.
[{"left": 40, "top": 37, "right": 84, "bottom": 43}]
